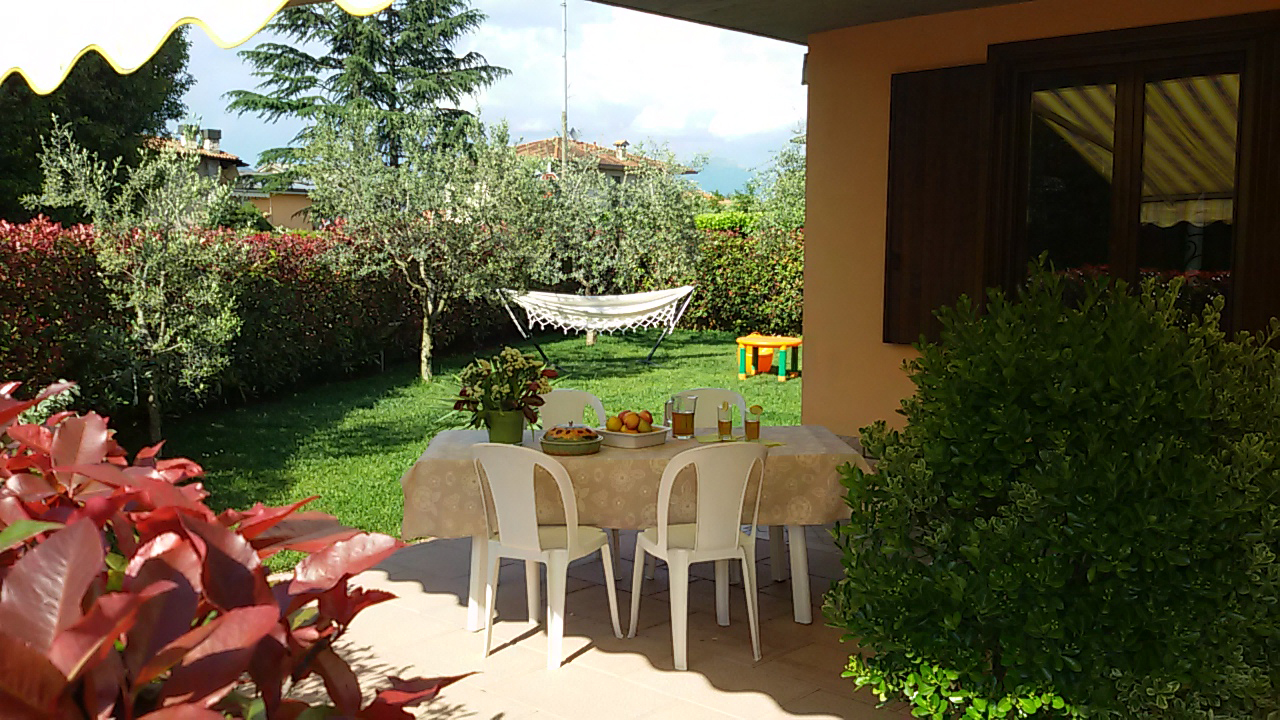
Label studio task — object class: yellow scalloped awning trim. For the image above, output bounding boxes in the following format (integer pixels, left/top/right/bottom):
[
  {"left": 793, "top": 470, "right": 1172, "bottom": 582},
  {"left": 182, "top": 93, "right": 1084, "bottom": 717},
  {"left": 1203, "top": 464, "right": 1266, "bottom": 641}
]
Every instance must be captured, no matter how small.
[{"left": 1, "top": 0, "right": 393, "bottom": 95}]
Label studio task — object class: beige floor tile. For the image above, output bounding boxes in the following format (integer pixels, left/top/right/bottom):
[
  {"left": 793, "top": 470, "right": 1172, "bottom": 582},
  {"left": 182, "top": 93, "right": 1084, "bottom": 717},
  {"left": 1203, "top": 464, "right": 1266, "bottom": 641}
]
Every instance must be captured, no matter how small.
[
  {"left": 635, "top": 700, "right": 739, "bottom": 719},
  {"left": 417, "top": 685, "right": 543, "bottom": 720},
  {"left": 484, "top": 663, "right": 683, "bottom": 720},
  {"left": 768, "top": 629, "right": 863, "bottom": 695},
  {"left": 623, "top": 652, "right": 822, "bottom": 719},
  {"left": 779, "top": 689, "right": 908, "bottom": 719},
  {"left": 569, "top": 584, "right": 670, "bottom": 633}
]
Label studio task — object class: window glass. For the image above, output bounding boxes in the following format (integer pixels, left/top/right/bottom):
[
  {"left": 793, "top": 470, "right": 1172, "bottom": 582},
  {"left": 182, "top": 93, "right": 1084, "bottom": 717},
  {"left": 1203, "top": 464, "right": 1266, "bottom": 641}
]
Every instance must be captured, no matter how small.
[
  {"left": 1138, "top": 73, "right": 1238, "bottom": 314},
  {"left": 1026, "top": 84, "right": 1116, "bottom": 273}
]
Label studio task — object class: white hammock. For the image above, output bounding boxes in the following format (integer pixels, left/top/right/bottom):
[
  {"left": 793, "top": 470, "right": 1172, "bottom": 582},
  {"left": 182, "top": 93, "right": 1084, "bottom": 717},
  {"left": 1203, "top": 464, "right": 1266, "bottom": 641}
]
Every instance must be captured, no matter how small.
[{"left": 498, "top": 285, "right": 696, "bottom": 362}]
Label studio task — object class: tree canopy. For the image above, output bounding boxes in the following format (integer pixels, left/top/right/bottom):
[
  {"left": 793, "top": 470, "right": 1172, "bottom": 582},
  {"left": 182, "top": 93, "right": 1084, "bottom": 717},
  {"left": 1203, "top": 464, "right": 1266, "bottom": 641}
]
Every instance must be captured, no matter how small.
[
  {"left": 226, "top": 0, "right": 508, "bottom": 166},
  {"left": 0, "top": 30, "right": 192, "bottom": 223}
]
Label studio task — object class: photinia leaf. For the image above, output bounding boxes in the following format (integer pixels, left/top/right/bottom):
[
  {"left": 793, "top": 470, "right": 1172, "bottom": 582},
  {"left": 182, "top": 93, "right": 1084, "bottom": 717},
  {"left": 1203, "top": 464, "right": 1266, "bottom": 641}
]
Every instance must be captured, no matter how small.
[
  {"left": 139, "top": 706, "right": 227, "bottom": 719},
  {"left": 180, "top": 515, "right": 274, "bottom": 611},
  {"left": 154, "top": 604, "right": 281, "bottom": 708},
  {"left": 290, "top": 533, "right": 401, "bottom": 595},
  {"left": 0, "top": 518, "right": 103, "bottom": 653},
  {"left": 221, "top": 497, "right": 318, "bottom": 540},
  {"left": 312, "top": 645, "right": 362, "bottom": 715},
  {"left": 0, "top": 631, "right": 68, "bottom": 718},
  {"left": 48, "top": 580, "right": 175, "bottom": 680},
  {"left": 371, "top": 674, "right": 470, "bottom": 707},
  {"left": 50, "top": 413, "right": 112, "bottom": 487},
  {"left": 250, "top": 512, "right": 360, "bottom": 557},
  {"left": 0, "top": 519, "right": 64, "bottom": 552}
]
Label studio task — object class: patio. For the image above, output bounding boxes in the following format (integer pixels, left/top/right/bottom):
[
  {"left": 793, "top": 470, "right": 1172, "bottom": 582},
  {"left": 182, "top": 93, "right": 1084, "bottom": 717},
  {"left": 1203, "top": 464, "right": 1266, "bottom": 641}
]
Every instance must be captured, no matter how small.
[{"left": 335, "top": 526, "right": 908, "bottom": 719}]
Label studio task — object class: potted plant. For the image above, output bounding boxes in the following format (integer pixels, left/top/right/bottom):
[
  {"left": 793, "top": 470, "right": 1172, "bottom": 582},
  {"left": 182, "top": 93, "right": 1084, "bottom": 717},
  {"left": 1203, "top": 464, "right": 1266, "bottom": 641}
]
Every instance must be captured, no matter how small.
[{"left": 453, "top": 346, "right": 556, "bottom": 443}]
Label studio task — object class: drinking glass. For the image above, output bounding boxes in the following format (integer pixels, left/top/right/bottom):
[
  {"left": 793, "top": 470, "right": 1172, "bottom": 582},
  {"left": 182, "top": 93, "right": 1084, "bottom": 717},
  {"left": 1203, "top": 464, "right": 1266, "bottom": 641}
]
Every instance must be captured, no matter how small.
[
  {"left": 745, "top": 407, "right": 762, "bottom": 441},
  {"left": 671, "top": 395, "right": 696, "bottom": 439},
  {"left": 716, "top": 403, "right": 733, "bottom": 441}
]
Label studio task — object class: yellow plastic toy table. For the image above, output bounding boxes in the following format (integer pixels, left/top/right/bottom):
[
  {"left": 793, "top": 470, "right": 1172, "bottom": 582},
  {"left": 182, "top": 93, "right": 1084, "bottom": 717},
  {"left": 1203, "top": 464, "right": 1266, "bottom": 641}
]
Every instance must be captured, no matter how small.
[{"left": 737, "top": 333, "right": 802, "bottom": 381}]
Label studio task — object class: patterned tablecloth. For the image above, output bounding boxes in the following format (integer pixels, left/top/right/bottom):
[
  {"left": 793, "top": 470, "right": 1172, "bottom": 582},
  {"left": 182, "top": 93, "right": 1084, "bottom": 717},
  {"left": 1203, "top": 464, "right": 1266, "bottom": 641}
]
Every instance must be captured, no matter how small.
[{"left": 400, "top": 425, "right": 869, "bottom": 540}]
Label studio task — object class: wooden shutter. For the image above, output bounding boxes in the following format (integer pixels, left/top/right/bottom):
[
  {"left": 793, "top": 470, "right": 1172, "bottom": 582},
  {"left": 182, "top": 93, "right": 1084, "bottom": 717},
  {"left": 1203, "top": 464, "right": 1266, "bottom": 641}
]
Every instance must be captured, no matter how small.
[
  {"left": 1235, "top": 34, "right": 1280, "bottom": 335},
  {"left": 884, "top": 64, "right": 992, "bottom": 344}
]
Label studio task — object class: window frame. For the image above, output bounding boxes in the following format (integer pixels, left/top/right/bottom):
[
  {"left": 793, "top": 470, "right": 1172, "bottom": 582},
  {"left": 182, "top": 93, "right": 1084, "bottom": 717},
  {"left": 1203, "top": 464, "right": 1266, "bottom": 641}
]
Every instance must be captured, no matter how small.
[{"left": 986, "top": 13, "right": 1280, "bottom": 329}]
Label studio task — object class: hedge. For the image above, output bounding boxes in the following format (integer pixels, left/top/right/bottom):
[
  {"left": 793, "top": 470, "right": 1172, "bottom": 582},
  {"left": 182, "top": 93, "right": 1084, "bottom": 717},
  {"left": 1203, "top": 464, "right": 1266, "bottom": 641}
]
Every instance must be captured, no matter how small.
[
  {"left": 679, "top": 229, "right": 803, "bottom": 336},
  {"left": 2, "top": 220, "right": 801, "bottom": 426},
  {"left": 694, "top": 211, "right": 761, "bottom": 234}
]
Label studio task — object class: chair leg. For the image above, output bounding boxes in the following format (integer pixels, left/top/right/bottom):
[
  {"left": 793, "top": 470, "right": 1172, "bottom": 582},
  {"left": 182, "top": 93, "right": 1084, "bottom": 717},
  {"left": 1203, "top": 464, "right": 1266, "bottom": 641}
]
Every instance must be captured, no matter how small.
[
  {"left": 599, "top": 542, "right": 623, "bottom": 639},
  {"left": 741, "top": 553, "right": 761, "bottom": 662},
  {"left": 645, "top": 553, "right": 656, "bottom": 580},
  {"left": 467, "top": 534, "right": 487, "bottom": 632},
  {"left": 787, "top": 524, "right": 812, "bottom": 624},
  {"left": 669, "top": 556, "right": 690, "bottom": 671},
  {"left": 628, "top": 543, "right": 646, "bottom": 638},
  {"left": 525, "top": 560, "right": 541, "bottom": 624},
  {"left": 769, "top": 524, "right": 787, "bottom": 582},
  {"left": 546, "top": 552, "right": 568, "bottom": 670},
  {"left": 482, "top": 552, "right": 501, "bottom": 658},
  {"left": 609, "top": 529, "right": 622, "bottom": 579},
  {"left": 714, "top": 559, "right": 730, "bottom": 627}
]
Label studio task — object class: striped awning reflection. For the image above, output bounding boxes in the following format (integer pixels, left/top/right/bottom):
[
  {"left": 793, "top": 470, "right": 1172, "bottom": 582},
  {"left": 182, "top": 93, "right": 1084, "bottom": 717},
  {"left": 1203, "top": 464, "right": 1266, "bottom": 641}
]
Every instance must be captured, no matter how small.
[{"left": 1033, "top": 74, "right": 1239, "bottom": 227}]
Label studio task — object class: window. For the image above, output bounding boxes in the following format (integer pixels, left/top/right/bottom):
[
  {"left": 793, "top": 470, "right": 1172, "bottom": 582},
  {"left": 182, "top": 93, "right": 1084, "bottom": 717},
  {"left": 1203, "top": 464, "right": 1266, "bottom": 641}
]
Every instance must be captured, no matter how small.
[{"left": 883, "top": 12, "right": 1280, "bottom": 343}]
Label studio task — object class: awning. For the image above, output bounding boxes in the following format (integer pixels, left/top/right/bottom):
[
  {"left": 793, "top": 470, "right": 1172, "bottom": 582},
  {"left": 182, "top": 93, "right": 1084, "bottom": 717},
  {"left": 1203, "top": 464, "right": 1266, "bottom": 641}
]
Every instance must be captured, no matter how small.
[
  {"left": 1033, "top": 74, "right": 1240, "bottom": 227},
  {"left": 1, "top": 0, "right": 392, "bottom": 95}
]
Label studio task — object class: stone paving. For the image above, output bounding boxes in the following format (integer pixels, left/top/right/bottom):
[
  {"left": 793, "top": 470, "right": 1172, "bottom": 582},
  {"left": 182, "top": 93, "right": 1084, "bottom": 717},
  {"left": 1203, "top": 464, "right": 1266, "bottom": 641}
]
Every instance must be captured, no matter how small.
[{"left": 335, "top": 526, "right": 911, "bottom": 719}]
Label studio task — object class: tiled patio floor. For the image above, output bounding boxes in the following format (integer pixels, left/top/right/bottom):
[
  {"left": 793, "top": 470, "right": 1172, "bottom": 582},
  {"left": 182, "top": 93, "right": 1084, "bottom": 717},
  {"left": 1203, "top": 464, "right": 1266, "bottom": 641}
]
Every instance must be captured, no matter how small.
[{"left": 338, "top": 526, "right": 910, "bottom": 719}]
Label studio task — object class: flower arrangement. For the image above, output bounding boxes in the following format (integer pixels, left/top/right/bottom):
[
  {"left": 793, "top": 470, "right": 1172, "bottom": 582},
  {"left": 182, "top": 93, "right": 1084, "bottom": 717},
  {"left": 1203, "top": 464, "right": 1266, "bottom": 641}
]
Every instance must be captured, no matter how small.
[{"left": 453, "top": 346, "right": 557, "bottom": 425}]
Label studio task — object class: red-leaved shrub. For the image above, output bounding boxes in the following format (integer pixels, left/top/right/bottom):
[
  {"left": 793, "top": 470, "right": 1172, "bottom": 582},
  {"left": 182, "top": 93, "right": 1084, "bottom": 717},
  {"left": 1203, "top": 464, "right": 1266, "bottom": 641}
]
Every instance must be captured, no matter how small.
[{"left": 0, "top": 380, "right": 459, "bottom": 718}]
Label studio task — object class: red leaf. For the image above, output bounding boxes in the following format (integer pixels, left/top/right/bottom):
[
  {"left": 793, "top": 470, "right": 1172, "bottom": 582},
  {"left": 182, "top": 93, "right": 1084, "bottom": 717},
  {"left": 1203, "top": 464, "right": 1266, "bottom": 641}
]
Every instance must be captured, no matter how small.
[
  {"left": 318, "top": 585, "right": 397, "bottom": 627},
  {"left": 154, "top": 604, "right": 281, "bottom": 707},
  {"left": 135, "top": 441, "right": 165, "bottom": 465},
  {"left": 0, "top": 631, "right": 68, "bottom": 717},
  {"left": 67, "top": 491, "right": 139, "bottom": 528},
  {"left": 153, "top": 457, "right": 204, "bottom": 483},
  {"left": 0, "top": 519, "right": 103, "bottom": 653},
  {"left": 180, "top": 515, "right": 273, "bottom": 611},
  {"left": 291, "top": 533, "right": 401, "bottom": 594},
  {"left": 220, "top": 497, "right": 317, "bottom": 540},
  {"left": 3, "top": 472, "right": 59, "bottom": 501},
  {"left": 250, "top": 511, "right": 360, "bottom": 556},
  {"left": 50, "top": 413, "right": 111, "bottom": 487},
  {"left": 122, "top": 536, "right": 202, "bottom": 677},
  {"left": 372, "top": 674, "right": 469, "bottom": 707},
  {"left": 313, "top": 645, "right": 362, "bottom": 715},
  {"left": 48, "top": 581, "right": 175, "bottom": 680},
  {"left": 81, "top": 651, "right": 125, "bottom": 720},
  {"left": 247, "top": 631, "right": 288, "bottom": 716},
  {"left": 7, "top": 423, "right": 53, "bottom": 455},
  {"left": 355, "top": 701, "right": 415, "bottom": 720},
  {"left": 140, "top": 707, "right": 226, "bottom": 720}
]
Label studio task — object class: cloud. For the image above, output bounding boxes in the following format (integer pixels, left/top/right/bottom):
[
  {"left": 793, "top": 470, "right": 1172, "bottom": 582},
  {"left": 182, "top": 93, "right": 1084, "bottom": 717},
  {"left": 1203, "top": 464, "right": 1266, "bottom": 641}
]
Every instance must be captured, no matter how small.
[{"left": 177, "top": 0, "right": 806, "bottom": 187}]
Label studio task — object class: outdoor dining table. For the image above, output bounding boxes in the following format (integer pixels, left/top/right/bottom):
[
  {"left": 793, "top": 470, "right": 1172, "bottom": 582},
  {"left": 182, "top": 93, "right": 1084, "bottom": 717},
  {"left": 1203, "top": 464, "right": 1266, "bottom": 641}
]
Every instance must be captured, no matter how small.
[{"left": 399, "top": 424, "right": 868, "bottom": 630}]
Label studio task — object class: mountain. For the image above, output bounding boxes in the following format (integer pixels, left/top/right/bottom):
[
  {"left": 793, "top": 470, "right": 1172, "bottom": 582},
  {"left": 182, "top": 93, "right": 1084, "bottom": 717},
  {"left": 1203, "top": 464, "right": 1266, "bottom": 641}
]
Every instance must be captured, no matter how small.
[{"left": 693, "top": 156, "right": 753, "bottom": 195}]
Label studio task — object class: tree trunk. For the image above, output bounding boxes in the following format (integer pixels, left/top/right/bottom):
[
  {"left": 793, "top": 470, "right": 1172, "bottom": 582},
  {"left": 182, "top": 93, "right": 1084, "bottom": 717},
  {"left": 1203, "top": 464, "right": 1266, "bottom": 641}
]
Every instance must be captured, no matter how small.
[
  {"left": 146, "top": 389, "right": 163, "bottom": 444},
  {"left": 419, "top": 309, "right": 433, "bottom": 382},
  {"left": 585, "top": 329, "right": 597, "bottom": 346}
]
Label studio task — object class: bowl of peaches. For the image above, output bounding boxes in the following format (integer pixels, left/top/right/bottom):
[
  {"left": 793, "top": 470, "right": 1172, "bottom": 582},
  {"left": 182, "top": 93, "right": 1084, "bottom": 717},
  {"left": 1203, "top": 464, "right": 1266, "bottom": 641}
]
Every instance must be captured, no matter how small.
[{"left": 597, "top": 409, "right": 669, "bottom": 449}]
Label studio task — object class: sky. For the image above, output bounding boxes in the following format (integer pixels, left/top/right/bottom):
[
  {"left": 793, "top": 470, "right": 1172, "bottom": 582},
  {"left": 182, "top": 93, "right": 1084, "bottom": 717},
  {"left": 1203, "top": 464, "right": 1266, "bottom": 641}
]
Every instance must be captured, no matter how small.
[{"left": 176, "top": 0, "right": 808, "bottom": 194}]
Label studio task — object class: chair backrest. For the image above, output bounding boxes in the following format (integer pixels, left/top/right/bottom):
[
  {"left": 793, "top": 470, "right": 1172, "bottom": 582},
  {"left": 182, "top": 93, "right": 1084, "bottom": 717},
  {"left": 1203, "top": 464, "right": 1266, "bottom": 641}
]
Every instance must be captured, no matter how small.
[
  {"left": 672, "top": 388, "right": 748, "bottom": 429},
  {"left": 654, "top": 443, "right": 767, "bottom": 555},
  {"left": 539, "top": 389, "right": 607, "bottom": 428},
  {"left": 472, "top": 444, "right": 579, "bottom": 554}
]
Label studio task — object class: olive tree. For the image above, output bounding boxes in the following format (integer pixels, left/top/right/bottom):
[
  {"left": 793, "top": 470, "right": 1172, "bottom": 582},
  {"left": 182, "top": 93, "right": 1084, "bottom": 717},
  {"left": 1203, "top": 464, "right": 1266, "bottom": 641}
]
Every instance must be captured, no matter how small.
[
  {"left": 25, "top": 121, "right": 241, "bottom": 440},
  {"left": 306, "top": 106, "right": 551, "bottom": 380}
]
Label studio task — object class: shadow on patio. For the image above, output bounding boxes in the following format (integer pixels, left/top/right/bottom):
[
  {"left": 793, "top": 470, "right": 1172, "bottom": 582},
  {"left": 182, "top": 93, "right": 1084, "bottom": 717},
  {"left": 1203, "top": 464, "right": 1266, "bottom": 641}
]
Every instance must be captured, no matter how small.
[{"left": 339, "top": 527, "right": 911, "bottom": 719}]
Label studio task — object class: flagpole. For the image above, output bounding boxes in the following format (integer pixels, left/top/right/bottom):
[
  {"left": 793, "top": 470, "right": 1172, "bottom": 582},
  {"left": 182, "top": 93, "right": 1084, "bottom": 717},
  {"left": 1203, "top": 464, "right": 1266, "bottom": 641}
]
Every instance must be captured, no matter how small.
[{"left": 561, "top": 0, "right": 569, "bottom": 171}]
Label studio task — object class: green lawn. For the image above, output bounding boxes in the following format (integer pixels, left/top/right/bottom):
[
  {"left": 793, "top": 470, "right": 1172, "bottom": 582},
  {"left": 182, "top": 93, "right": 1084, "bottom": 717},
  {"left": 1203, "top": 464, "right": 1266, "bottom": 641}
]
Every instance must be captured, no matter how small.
[{"left": 164, "top": 330, "right": 802, "bottom": 554}]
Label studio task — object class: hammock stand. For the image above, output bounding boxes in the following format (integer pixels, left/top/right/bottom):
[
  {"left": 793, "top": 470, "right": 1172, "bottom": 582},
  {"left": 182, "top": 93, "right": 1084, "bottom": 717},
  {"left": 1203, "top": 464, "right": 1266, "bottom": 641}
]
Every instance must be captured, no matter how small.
[{"left": 498, "top": 285, "right": 697, "bottom": 365}]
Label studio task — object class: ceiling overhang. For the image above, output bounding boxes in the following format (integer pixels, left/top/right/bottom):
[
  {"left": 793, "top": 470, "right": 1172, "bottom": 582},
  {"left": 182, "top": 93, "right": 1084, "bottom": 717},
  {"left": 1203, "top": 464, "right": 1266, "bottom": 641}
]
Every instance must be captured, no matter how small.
[{"left": 589, "top": 0, "right": 1031, "bottom": 45}]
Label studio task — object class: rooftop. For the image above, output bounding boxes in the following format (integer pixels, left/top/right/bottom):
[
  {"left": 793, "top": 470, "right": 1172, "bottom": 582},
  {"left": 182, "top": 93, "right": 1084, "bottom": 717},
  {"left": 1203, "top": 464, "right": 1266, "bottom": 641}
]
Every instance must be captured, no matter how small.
[
  {"left": 588, "top": 0, "right": 1029, "bottom": 44},
  {"left": 516, "top": 137, "right": 696, "bottom": 175},
  {"left": 147, "top": 136, "right": 249, "bottom": 167}
]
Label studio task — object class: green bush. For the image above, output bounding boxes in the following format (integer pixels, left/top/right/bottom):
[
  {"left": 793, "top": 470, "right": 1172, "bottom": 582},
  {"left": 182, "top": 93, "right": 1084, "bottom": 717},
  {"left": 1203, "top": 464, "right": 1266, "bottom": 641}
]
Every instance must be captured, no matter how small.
[
  {"left": 826, "top": 269, "right": 1280, "bottom": 719},
  {"left": 694, "top": 211, "right": 761, "bottom": 234},
  {"left": 676, "top": 229, "right": 803, "bottom": 336}
]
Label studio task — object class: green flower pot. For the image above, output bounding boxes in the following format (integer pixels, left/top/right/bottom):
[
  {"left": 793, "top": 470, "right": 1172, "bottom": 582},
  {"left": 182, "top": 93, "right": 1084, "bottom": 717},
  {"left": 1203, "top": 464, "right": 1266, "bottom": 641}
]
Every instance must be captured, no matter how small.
[{"left": 486, "top": 410, "right": 526, "bottom": 444}]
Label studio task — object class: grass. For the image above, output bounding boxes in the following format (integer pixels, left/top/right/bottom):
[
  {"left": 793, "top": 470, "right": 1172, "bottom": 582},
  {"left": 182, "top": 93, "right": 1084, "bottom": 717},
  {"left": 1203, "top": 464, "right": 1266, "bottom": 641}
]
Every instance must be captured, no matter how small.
[{"left": 163, "top": 330, "right": 802, "bottom": 558}]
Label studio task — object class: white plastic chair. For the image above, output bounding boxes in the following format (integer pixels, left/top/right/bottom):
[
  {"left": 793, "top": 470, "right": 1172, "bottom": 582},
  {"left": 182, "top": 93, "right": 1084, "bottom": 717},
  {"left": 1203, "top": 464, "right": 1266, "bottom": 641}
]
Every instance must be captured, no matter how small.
[
  {"left": 473, "top": 443, "right": 622, "bottom": 670},
  {"left": 538, "top": 389, "right": 607, "bottom": 428},
  {"left": 671, "top": 387, "right": 748, "bottom": 429},
  {"left": 628, "top": 443, "right": 768, "bottom": 670}
]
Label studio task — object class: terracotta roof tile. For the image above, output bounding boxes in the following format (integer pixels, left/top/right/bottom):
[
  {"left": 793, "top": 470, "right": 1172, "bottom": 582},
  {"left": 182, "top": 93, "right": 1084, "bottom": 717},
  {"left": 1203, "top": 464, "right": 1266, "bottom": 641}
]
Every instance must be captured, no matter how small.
[
  {"left": 147, "top": 137, "right": 249, "bottom": 166},
  {"left": 515, "top": 137, "right": 694, "bottom": 174}
]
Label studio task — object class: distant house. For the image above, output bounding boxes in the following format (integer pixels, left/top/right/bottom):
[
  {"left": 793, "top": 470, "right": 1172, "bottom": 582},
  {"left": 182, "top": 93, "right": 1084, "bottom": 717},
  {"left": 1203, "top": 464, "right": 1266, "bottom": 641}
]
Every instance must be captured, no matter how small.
[
  {"left": 148, "top": 128, "right": 247, "bottom": 183},
  {"left": 515, "top": 137, "right": 695, "bottom": 182},
  {"left": 235, "top": 165, "right": 314, "bottom": 231}
]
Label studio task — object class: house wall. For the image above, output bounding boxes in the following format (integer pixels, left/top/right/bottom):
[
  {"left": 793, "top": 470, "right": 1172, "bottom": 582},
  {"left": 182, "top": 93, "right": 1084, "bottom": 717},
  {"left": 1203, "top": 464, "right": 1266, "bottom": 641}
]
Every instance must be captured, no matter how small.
[
  {"left": 248, "top": 194, "right": 313, "bottom": 231},
  {"left": 803, "top": 0, "right": 1280, "bottom": 436}
]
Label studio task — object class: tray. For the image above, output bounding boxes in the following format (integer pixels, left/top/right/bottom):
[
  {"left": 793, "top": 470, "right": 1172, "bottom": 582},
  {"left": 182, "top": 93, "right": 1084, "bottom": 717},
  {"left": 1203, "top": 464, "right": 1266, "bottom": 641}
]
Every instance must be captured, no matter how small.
[
  {"left": 539, "top": 435, "right": 603, "bottom": 456},
  {"left": 596, "top": 425, "right": 670, "bottom": 449}
]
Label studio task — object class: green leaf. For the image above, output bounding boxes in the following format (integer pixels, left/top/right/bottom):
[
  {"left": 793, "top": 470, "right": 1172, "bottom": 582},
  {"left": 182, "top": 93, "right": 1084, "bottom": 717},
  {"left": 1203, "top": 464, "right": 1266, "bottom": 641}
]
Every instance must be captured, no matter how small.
[{"left": 0, "top": 520, "right": 64, "bottom": 552}]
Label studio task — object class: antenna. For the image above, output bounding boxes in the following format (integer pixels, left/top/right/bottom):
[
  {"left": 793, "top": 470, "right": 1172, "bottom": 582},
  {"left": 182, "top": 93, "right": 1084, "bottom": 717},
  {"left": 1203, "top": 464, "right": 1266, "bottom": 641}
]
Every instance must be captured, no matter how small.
[{"left": 561, "top": 0, "right": 569, "bottom": 171}]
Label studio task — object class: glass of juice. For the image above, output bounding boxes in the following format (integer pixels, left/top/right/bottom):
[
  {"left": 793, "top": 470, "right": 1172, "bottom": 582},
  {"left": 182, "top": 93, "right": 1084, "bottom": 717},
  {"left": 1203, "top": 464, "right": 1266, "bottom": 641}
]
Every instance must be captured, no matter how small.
[
  {"left": 671, "top": 395, "right": 696, "bottom": 439},
  {"left": 716, "top": 402, "right": 733, "bottom": 441},
  {"left": 745, "top": 404, "right": 762, "bottom": 441}
]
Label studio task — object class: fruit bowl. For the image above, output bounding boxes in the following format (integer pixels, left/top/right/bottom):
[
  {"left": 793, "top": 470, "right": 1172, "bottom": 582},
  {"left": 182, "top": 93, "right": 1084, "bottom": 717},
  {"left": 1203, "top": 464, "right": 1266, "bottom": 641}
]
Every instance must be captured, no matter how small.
[{"left": 596, "top": 425, "right": 670, "bottom": 449}]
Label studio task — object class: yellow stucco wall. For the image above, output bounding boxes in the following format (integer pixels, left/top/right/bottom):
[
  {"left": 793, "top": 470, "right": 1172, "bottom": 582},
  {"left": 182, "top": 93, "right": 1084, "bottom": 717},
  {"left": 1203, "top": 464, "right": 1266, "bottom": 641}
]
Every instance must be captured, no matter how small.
[
  {"left": 803, "top": 0, "right": 1280, "bottom": 436},
  {"left": 248, "top": 194, "right": 313, "bottom": 231}
]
